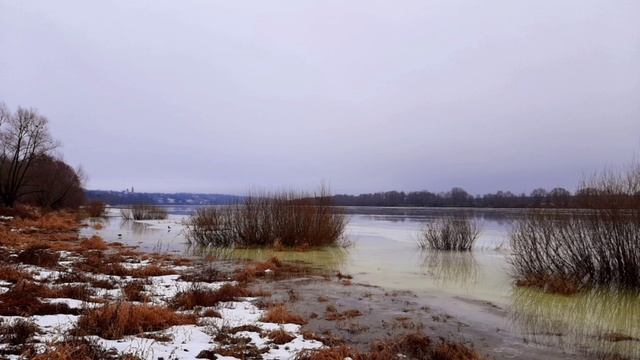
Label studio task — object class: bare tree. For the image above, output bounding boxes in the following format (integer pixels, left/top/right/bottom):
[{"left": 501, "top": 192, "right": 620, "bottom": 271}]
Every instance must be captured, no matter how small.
[{"left": 0, "top": 104, "right": 59, "bottom": 207}]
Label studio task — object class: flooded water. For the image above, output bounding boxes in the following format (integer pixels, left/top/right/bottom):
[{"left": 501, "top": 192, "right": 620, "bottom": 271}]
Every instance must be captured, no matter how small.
[{"left": 82, "top": 206, "right": 640, "bottom": 359}]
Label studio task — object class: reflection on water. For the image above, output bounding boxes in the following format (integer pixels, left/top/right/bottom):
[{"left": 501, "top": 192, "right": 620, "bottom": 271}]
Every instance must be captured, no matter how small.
[
  {"left": 82, "top": 206, "right": 640, "bottom": 358},
  {"left": 420, "top": 250, "right": 479, "bottom": 288},
  {"left": 186, "top": 245, "right": 349, "bottom": 271},
  {"left": 511, "top": 287, "right": 640, "bottom": 358}
]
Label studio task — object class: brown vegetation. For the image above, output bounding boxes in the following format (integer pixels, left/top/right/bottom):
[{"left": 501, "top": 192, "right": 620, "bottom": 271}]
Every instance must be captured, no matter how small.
[
  {"left": 123, "top": 281, "right": 149, "bottom": 302},
  {"left": 74, "top": 303, "right": 196, "bottom": 340},
  {"left": 85, "top": 201, "right": 106, "bottom": 218},
  {"left": 0, "top": 318, "right": 39, "bottom": 346},
  {"left": 170, "top": 283, "right": 249, "bottom": 310},
  {"left": 0, "top": 281, "right": 77, "bottom": 316},
  {"left": 268, "top": 329, "right": 296, "bottom": 344},
  {"left": 0, "top": 264, "right": 33, "bottom": 283},
  {"left": 260, "top": 304, "right": 306, "bottom": 325},
  {"left": 121, "top": 205, "right": 168, "bottom": 221},
  {"left": 79, "top": 236, "right": 109, "bottom": 251},
  {"left": 296, "top": 333, "right": 483, "bottom": 360},
  {"left": 185, "top": 187, "right": 346, "bottom": 248},
  {"left": 511, "top": 161, "right": 640, "bottom": 292},
  {"left": 31, "top": 338, "right": 140, "bottom": 360},
  {"left": 419, "top": 216, "right": 480, "bottom": 251},
  {"left": 17, "top": 243, "right": 61, "bottom": 267}
]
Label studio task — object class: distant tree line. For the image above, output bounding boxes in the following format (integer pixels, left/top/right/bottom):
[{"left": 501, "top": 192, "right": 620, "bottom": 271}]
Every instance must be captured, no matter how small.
[
  {"left": 332, "top": 186, "right": 589, "bottom": 208},
  {"left": 0, "top": 103, "right": 84, "bottom": 209},
  {"left": 85, "top": 190, "right": 243, "bottom": 206}
]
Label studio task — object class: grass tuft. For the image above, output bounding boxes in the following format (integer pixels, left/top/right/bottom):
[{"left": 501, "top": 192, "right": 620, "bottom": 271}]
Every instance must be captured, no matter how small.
[{"left": 74, "top": 303, "right": 196, "bottom": 340}]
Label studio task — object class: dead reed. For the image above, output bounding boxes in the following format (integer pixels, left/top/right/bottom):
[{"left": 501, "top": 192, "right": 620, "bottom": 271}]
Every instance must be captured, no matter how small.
[
  {"left": 120, "top": 204, "right": 167, "bottom": 221},
  {"left": 185, "top": 187, "right": 346, "bottom": 248}
]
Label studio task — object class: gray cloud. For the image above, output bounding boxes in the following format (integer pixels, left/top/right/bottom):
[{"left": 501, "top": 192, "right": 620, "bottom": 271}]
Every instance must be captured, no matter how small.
[{"left": 1, "top": 0, "right": 639, "bottom": 195}]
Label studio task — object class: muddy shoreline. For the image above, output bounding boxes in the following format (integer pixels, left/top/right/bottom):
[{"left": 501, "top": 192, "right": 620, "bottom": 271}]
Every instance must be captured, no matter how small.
[{"left": 247, "top": 272, "right": 584, "bottom": 360}]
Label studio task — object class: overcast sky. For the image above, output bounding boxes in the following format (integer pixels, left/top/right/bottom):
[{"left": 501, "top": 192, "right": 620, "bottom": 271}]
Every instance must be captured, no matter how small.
[{"left": 1, "top": 1, "right": 639, "bottom": 195}]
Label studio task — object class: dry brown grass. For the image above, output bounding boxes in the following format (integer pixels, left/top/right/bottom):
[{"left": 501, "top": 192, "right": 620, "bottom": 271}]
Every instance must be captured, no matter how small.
[
  {"left": 268, "top": 329, "right": 296, "bottom": 344},
  {"left": 128, "top": 264, "right": 175, "bottom": 278},
  {"left": 0, "top": 264, "right": 33, "bottom": 283},
  {"left": 0, "top": 318, "right": 39, "bottom": 346},
  {"left": 171, "top": 283, "right": 249, "bottom": 310},
  {"left": 0, "top": 281, "right": 77, "bottom": 316},
  {"left": 17, "top": 243, "right": 60, "bottom": 267},
  {"left": 431, "top": 340, "right": 483, "bottom": 360},
  {"left": 79, "top": 236, "right": 109, "bottom": 251},
  {"left": 234, "top": 257, "right": 315, "bottom": 283},
  {"left": 260, "top": 304, "right": 306, "bottom": 325},
  {"left": 123, "top": 281, "right": 149, "bottom": 302},
  {"left": 325, "top": 306, "right": 362, "bottom": 321},
  {"left": 11, "top": 211, "right": 78, "bottom": 233},
  {"left": 74, "top": 303, "right": 196, "bottom": 340},
  {"left": 296, "top": 333, "right": 483, "bottom": 360},
  {"left": 31, "top": 338, "right": 140, "bottom": 360}
]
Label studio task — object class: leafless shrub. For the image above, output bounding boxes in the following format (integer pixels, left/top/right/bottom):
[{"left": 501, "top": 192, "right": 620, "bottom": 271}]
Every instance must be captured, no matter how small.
[
  {"left": 121, "top": 204, "right": 167, "bottom": 221},
  {"left": 419, "top": 216, "right": 480, "bottom": 251},
  {"left": 85, "top": 201, "right": 106, "bottom": 217},
  {"left": 185, "top": 186, "right": 346, "bottom": 248},
  {"left": 511, "top": 161, "right": 640, "bottom": 291}
]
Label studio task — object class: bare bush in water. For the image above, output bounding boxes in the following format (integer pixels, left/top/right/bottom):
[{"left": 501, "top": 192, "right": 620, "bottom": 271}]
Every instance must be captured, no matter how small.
[
  {"left": 418, "top": 216, "right": 480, "bottom": 251},
  {"left": 185, "top": 187, "right": 346, "bottom": 248},
  {"left": 511, "top": 161, "right": 640, "bottom": 292},
  {"left": 121, "top": 204, "right": 168, "bottom": 221}
]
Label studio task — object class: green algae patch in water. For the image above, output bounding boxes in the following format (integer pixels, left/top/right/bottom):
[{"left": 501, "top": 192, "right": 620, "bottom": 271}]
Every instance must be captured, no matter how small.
[{"left": 511, "top": 287, "right": 640, "bottom": 359}]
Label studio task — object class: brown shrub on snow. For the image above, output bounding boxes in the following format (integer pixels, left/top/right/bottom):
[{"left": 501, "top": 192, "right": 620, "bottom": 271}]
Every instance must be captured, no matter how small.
[
  {"left": 31, "top": 338, "right": 140, "bottom": 360},
  {"left": 74, "top": 303, "right": 196, "bottom": 340},
  {"left": 17, "top": 243, "right": 60, "bottom": 267},
  {"left": 0, "top": 264, "right": 33, "bottom": 283},
  {"left": 268, "top": 329, "right": 296, "bottom": 344},
  {"left": 0, "top": 281, "right": 77, "bottom": 316},
  {"left": 79, "top": 236, "right": 109, "bottom": 251}
]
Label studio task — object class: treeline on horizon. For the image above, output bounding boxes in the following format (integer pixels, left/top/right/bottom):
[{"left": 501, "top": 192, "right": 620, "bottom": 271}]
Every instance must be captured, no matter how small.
[{"left": 332, "top": 187, "right": 608, "bottom": 208}]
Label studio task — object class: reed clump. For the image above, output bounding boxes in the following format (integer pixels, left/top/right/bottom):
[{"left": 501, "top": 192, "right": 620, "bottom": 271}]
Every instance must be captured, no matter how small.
[
  {"left": 419, "top": 216, "right": 480, "bottom": 251},
  {"left": 120, "top": 204, "right": 167, "bottom": 221},
  {"left": 185, "top": 187, "right": 346, "bottom": 248},
  {"left": 511, "top": 162, "right": 640, "bottom": 292}
]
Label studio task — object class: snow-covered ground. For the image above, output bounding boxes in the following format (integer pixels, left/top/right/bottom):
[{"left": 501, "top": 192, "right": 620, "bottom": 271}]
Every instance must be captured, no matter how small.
[{"left": 0, "top": 248, "right": 323, "bottom": 359}]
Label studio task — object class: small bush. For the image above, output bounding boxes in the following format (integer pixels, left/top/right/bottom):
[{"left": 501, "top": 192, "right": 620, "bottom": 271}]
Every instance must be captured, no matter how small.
[
  {"left": 121, "top": 205, "right": 167, "bottom": 221},
  {"left": 185, "top": 187, "right": 346, "bottom": 248},
  {"left": 419, "top": 216, "right": 479, "bottom": 251},
  {"left": 267, "top": 329, "right": 296, "bottom": 344},
  {"left": 85, "top": 201, "right": 106, "bottom": 218},
  {"left": 75, "top": 303, "right": 196, "bottom": 340},
  {"left": 79, "top": 236, "right": 109, "bottom": 250}
]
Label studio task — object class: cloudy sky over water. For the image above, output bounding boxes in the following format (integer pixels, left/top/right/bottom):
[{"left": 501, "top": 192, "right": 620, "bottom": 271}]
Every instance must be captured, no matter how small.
[{"left": 1, "top": 1, "right": 639, "bottom": 195}]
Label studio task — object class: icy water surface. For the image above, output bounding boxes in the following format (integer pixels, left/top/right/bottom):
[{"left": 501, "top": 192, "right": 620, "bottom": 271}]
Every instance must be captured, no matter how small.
[{"left": 83, "top": 206, "right": 640, "bottom": 358}]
